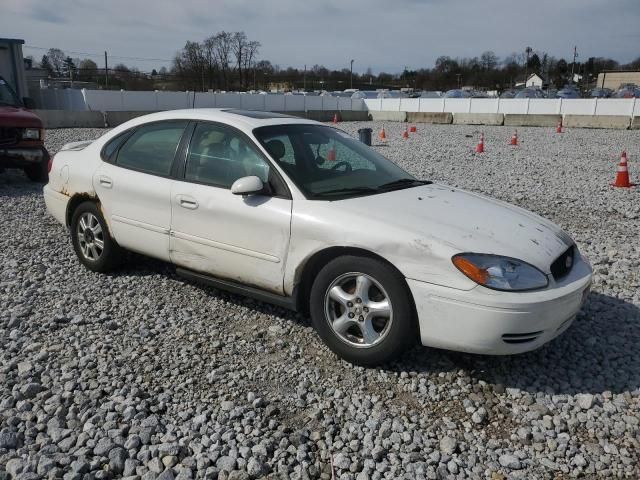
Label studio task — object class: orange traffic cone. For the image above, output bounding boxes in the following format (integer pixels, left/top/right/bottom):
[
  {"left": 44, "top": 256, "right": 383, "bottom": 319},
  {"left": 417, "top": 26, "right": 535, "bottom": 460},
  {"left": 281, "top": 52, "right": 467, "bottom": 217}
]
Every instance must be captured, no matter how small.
[
  {"left": 475, "top": 132, "right": 485, "bottom": 153},
  {"left": 409, "top": 125, "right": 417, "bottom": 133},
  {"left": 332, "top": 113, "right": 339, "bottom": 124},
  {"left": 611, "top": 151, "right": 635, "bottom": 188},
  {"left": 510, "top": 130, "right": 518, "bottom": 146},
  {"left": 556, "top": 121, "right": 562, "bottom": 134},
  {"left": 379, "top": 126, "right": 387, "bottom": 141},
  {"left": 402, "top": 126, "right": 409, "bottom": 139},
  {"left": 327, "top": 147, "right": 336, "bottom": 161}
]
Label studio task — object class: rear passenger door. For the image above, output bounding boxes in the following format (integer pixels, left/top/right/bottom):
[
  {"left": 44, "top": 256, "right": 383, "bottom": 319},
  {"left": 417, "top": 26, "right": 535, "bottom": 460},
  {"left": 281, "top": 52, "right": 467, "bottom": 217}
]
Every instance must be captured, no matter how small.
[
  {"left": 95, "top": 120, "right": 188, "bottom": 261},
  {"left": 169, "top": 122, "right": 292, "bottom": 294}
]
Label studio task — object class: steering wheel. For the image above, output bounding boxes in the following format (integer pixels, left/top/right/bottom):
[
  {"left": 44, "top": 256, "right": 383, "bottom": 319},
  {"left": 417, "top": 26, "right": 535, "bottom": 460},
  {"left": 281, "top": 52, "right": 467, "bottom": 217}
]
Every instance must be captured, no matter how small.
[{"left": 331, "top": 161, "right": 352, "bottom": 172}]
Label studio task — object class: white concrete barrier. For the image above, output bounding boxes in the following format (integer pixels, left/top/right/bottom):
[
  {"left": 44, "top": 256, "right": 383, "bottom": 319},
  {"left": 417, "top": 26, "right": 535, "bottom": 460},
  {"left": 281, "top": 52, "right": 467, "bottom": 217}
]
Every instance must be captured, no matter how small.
[
  {"left": 453, "top": 113, "right": 504, "bottom": 125},
  {"left": 563, "top": 115, "right": 631, "bottom": 129}
]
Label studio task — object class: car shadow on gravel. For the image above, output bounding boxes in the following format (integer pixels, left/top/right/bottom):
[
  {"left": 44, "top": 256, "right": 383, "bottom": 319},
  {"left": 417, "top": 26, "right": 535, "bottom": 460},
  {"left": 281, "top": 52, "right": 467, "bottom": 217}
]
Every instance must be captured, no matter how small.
[
  {"left": 0, "top": 172, "right": 44, "bottom": 197},
  {"left": 102, "top": 254, "right": 640, "bottom": 397},
  {"left": 390, "top": 292, "right": 640, "bottom": 396}
]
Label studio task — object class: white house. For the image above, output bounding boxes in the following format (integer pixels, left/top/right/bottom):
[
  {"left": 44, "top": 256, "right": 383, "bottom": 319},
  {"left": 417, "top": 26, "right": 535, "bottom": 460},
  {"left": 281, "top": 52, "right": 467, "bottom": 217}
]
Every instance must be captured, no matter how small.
[{"left": 525, "top": 73, "right": 544, "bottom": 88}]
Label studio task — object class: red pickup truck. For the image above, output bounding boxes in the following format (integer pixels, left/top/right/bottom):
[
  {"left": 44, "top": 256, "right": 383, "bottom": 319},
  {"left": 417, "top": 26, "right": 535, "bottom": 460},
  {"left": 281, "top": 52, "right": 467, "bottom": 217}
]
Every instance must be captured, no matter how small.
[{"left": 0, "top": 75, "right": 49, "bottom": 182}]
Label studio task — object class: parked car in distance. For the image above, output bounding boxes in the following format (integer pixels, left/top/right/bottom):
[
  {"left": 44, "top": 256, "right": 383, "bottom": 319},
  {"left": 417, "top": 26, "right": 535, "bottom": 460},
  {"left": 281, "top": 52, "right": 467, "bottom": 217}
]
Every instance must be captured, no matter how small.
[
  {"left": 44, "top": 109, "right": 593, "bottom": 366},
  {"left": 556, "top": 85, "right": 581, "bottom": 99},
  {"left": 419, "top": 91, "right": 443, "bottom": 98},
  {"left": 444, "top": 89, "right": 472, "bottom": 98},
  {"left": 0, "top": 76, "right": 49, "bottom": 182},
  {"left": 515, "top": 88, "right": 545, "bottom": 99},
  {"left": 590, "top": 87, "right": 612, "bottom": 98},
  {"left": 612, "top": 84, "right": 640, "bottom": 98},
  {"left": 500, "top": 89, "right": 517, "bottom": 99}
]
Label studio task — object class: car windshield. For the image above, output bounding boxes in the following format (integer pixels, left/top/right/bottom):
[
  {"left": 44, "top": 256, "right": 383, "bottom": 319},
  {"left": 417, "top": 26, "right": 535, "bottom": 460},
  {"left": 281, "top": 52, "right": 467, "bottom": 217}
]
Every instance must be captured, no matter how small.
[
  {"left": 254, "top": 124, "right": 428, "bottom": 200},
  {"left": 0, "top": 78, "right": 22, "bottom": 107}
]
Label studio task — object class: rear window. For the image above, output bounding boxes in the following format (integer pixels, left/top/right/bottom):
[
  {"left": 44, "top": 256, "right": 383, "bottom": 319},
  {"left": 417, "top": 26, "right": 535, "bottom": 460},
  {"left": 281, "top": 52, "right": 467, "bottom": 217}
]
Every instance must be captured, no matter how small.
[{"left": 115, "top": 121, "right": 187, "bottom": 176}]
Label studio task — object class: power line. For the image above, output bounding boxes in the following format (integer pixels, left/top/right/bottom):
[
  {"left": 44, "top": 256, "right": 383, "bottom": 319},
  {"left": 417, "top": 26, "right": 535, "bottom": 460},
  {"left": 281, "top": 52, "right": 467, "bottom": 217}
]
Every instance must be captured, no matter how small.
[{"left": 23, "top": 45, "right": 173, "bottom": 63}]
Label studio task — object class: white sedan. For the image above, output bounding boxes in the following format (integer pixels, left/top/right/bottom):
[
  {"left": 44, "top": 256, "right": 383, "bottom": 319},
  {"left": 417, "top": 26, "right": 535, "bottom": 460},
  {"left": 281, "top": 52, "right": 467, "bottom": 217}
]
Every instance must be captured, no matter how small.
[{"left": 44, "top": 109, "right": 592, "bottom": 365}]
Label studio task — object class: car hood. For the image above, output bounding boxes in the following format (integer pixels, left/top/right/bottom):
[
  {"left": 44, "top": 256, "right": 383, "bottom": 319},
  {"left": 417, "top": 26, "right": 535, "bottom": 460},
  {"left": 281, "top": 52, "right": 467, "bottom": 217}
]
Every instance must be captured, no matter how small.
[
  {"left": 0, "top": 105, "right": 43, "bottom": 128},
  {"left": 337, "top": 184, "right": 574, "bottom": 274}
]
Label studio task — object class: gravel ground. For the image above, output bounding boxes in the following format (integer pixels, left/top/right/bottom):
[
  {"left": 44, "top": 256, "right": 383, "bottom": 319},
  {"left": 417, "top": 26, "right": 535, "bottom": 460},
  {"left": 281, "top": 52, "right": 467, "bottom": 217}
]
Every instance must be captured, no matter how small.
[{"left": 1, "top": 123, "right": 639, "bottom": 480}]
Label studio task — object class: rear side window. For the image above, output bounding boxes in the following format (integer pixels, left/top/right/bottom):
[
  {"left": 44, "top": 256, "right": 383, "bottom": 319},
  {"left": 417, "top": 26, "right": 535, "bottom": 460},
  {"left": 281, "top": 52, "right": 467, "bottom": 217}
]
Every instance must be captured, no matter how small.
[
  {"left": 101, "top": 132, "right": 130, "bottom": 162},
  {"left": 116, "top": 121, "right": 187, "bottom": 176}
]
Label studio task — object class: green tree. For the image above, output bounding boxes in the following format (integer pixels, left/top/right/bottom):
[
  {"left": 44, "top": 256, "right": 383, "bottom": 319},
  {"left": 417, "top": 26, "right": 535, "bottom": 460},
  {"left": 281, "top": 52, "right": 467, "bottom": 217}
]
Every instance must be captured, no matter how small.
[
  {"left": 78, "top": 59, "right": 98, "bottom": 81},
  {"left": 40, "top": 55, "right": 53, "bottom": 76}
]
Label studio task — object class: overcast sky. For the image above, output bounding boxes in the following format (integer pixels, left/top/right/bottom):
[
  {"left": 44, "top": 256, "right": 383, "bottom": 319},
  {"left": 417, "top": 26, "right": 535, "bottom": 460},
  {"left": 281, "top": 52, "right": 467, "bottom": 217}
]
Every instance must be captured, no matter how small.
[{"left": 3, "top": 0, "right": 639, "bottom": 73}]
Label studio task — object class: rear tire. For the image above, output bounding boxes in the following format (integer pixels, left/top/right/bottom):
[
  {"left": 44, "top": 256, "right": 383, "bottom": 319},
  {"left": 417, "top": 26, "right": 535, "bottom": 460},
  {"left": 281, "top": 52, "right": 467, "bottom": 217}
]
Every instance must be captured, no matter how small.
[
  {"left": 24, "top": 160, "right": 48, "bottom": 183},
  {"left": 309, "top": 255, "right": 417, "bottom": 366},
  {"left": 70, "top": 201, "right": 122, "bottom": 273}
]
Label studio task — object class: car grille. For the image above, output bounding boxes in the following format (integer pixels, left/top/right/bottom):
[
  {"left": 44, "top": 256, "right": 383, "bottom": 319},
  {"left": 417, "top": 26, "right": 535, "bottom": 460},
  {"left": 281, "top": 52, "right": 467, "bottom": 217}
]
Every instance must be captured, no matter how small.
[
  {"left": 502, "top": 331, "right": 543, "bottom": 344},
  {"left": 0, "top": 127, "right": 20, "bottom": 147},
  {"left": 550, "top": 246, "right": 575, "bottom": 280}
]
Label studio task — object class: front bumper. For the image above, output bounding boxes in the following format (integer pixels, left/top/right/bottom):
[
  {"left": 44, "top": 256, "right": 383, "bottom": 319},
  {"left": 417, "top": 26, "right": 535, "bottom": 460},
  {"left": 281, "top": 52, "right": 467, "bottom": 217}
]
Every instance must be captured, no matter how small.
[
  {"left": 408, "top": 255, "right": 592, "bottom": 355},
  {"left": 0, "top": 146, "right": 48, "bottom": 168}
]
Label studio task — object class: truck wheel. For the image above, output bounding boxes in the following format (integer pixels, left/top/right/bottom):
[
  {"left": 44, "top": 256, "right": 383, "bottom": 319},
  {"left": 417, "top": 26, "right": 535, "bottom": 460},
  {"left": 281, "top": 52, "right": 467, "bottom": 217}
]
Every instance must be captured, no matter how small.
[
  {"left": 24, "top": 160, "right": 48, "bottom": 183},
  {"left": 70, "top": 201, "right": 122, "bottom": 273},
  {"left": 309, "top": 255, "right": 417, "bottom": 366}
]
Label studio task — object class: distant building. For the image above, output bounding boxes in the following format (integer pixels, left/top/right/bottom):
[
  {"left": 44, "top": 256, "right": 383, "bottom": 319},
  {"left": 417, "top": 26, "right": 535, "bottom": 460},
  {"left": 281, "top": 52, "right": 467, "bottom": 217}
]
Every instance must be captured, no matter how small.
[
  {"left": 0, "top": 37, "right": 28, "bottom": 98},
  {"left": 597, "top": 71, "right": 640, "bottom": 90},
  {"left": 268, "top": 81, "right": 293, "bottom": 92},
  {"left": 525, "top": 73, "right": 545, "bottom": 88}
]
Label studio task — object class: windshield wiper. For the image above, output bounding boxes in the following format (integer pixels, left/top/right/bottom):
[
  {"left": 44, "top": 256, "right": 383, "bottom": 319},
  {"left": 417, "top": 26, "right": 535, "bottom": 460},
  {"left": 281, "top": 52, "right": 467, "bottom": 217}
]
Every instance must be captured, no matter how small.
[
  {"left": 312, "top": 186, "right": 380, "bottom": 198},
  {"left": 376, "top": 178, "right": 432, "bottom": 191}
]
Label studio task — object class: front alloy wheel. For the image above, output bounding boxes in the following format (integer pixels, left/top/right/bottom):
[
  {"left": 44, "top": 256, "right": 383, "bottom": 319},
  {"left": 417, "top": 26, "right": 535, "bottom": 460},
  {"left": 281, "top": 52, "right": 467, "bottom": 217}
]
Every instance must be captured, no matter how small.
[
  {"left": 310, "top": 255, "right": 417, "bottom": 366},
  {"left": 325, "top": 272, "right": 393, "bottom": 347}
]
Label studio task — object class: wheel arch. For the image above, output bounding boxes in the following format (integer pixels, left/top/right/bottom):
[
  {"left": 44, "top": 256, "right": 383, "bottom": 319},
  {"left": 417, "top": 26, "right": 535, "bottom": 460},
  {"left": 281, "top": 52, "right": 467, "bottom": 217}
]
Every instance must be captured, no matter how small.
[
  {"left": 294, "top": 246, "right": 417, "bottom": 319},
  {"left": 65, "top": 193, "right": 100, "bottom": 227}
]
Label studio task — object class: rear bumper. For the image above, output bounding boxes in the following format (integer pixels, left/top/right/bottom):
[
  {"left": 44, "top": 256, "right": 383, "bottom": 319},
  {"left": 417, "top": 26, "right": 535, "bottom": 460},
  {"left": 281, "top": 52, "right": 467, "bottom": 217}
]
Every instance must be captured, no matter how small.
[
  {"left": 408, "top": 255, "right": 593, "bottom": 355},
  {"left": 0, "top": 146, "right": 48, "bottom": 167},
  {"left": 43, "top": 184, "right": 69, "bottom": 226}
]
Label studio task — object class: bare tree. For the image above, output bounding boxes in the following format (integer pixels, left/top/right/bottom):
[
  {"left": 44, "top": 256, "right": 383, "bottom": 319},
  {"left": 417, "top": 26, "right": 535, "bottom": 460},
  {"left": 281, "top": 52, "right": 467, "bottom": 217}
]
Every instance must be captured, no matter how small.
[{"left": 47, "top": 48, "right": 66, "bottom": 77}]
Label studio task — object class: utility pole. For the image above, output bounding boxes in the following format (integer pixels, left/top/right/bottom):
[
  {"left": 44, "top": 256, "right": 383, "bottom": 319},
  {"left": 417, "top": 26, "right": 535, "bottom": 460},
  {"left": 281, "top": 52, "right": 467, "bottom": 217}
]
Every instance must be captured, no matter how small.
[
  {"left": 104, "top": 51, "right": 108, "bottom": 89},
  {"left": 303, "top": 64, "right": 306, "bottom": 91},
  {"left": 524, "top": 46, "right": 532, "bottom": 85},
  {"left": 350, "top": 59, "right": 354, "bottom": 89},
  {"left": 570, "top": 46, "right": 578, "bottom": 84}
]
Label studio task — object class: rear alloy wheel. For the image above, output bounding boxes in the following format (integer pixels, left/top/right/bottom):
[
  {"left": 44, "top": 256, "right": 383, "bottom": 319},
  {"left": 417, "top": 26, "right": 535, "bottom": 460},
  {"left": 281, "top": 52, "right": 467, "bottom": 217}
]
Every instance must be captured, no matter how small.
[
  {"left": 70, "top": 201, "right": 122, "bottom": 272},
  {"left": 310, "top": 255, "right": 417, "bottom": 366}
]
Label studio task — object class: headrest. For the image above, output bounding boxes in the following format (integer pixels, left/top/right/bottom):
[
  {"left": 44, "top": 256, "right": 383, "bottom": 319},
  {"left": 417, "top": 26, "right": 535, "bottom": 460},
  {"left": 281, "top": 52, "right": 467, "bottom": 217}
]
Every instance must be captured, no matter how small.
[{"left": 265, "top": 139, "right": 285, "bottom": 160}]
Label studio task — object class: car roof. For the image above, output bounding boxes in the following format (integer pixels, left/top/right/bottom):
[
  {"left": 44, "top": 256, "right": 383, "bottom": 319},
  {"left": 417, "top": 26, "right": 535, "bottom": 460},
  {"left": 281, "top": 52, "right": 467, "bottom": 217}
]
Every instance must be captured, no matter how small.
[{"left": 124, "top": 108, "right": 322, "bottom": 131}]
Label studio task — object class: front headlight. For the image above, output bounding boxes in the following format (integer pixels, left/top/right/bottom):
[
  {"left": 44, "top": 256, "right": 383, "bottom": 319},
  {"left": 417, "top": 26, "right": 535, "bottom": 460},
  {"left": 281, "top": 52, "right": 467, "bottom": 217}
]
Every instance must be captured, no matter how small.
[
  {"left": 22, "top": 128, "right": 41, "bottom": 140},
  {"left": 452, "top": 253, "right": 548, "bottom": 291}
]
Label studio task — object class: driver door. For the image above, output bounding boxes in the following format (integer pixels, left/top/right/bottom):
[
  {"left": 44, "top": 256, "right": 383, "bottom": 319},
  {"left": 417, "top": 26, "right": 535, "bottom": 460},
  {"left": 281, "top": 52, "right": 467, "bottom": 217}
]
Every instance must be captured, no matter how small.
[{"left": 169, "top": 122, "right": 292, "bottom": 294}]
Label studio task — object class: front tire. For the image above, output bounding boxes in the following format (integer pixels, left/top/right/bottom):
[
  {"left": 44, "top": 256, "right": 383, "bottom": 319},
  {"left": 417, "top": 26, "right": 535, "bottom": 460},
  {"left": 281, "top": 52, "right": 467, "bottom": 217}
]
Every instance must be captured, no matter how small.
[
  {"left": 70, "top": 201, "right": 122, "bottom": 272},
  {"left": 309, "top": 255, "right": 417, "bottom": 366},
  {"left": 24, "top": 160, "right": 48, "bottom": 182}
]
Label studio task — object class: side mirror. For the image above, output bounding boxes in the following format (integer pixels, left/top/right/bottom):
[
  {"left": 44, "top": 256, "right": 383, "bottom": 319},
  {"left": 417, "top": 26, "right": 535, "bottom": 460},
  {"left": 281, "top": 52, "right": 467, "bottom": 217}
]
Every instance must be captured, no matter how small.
[
  {"left": 231, "top": 176, "right": 265, "bottom": 196},
  {"left": 22, "top": 97, "right": 36, "bottom": 109}
]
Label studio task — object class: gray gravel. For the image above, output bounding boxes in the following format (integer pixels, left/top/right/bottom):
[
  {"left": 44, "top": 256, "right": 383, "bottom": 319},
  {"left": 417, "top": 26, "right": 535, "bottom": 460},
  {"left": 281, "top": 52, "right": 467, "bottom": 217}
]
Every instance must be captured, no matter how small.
[{"left": 1, "top": 123, "right": 639, "bottom": 479}]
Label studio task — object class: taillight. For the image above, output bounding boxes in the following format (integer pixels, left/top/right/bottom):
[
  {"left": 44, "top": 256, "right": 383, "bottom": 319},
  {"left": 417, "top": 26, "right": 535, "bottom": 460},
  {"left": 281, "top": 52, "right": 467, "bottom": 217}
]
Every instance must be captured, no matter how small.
[{"left": 47, "top": 155, "right": 55, "bottom": 173}]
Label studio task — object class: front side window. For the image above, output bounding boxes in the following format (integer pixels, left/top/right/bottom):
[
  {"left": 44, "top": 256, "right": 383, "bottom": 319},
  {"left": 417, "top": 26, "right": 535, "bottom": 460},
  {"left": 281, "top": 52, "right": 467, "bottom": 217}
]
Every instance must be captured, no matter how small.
[
  {"left": 254, "top": 124, "right": 424, "bottom": 199},
  {"left": 185, "top": 123, "right": 270, "bottom": 188},
  {"left": 116, "top": 121, "right": 187, "bottom": 176}
]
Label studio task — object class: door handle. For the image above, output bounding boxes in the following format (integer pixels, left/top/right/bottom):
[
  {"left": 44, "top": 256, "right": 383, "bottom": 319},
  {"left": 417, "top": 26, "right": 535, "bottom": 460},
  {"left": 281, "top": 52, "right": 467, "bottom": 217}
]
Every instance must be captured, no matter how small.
[
  {"left": 98, "top": 175, "right": 113, "bottom": 188},
  {"left": 178, "top": 196, "right": 198, "bottom": 210}
]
